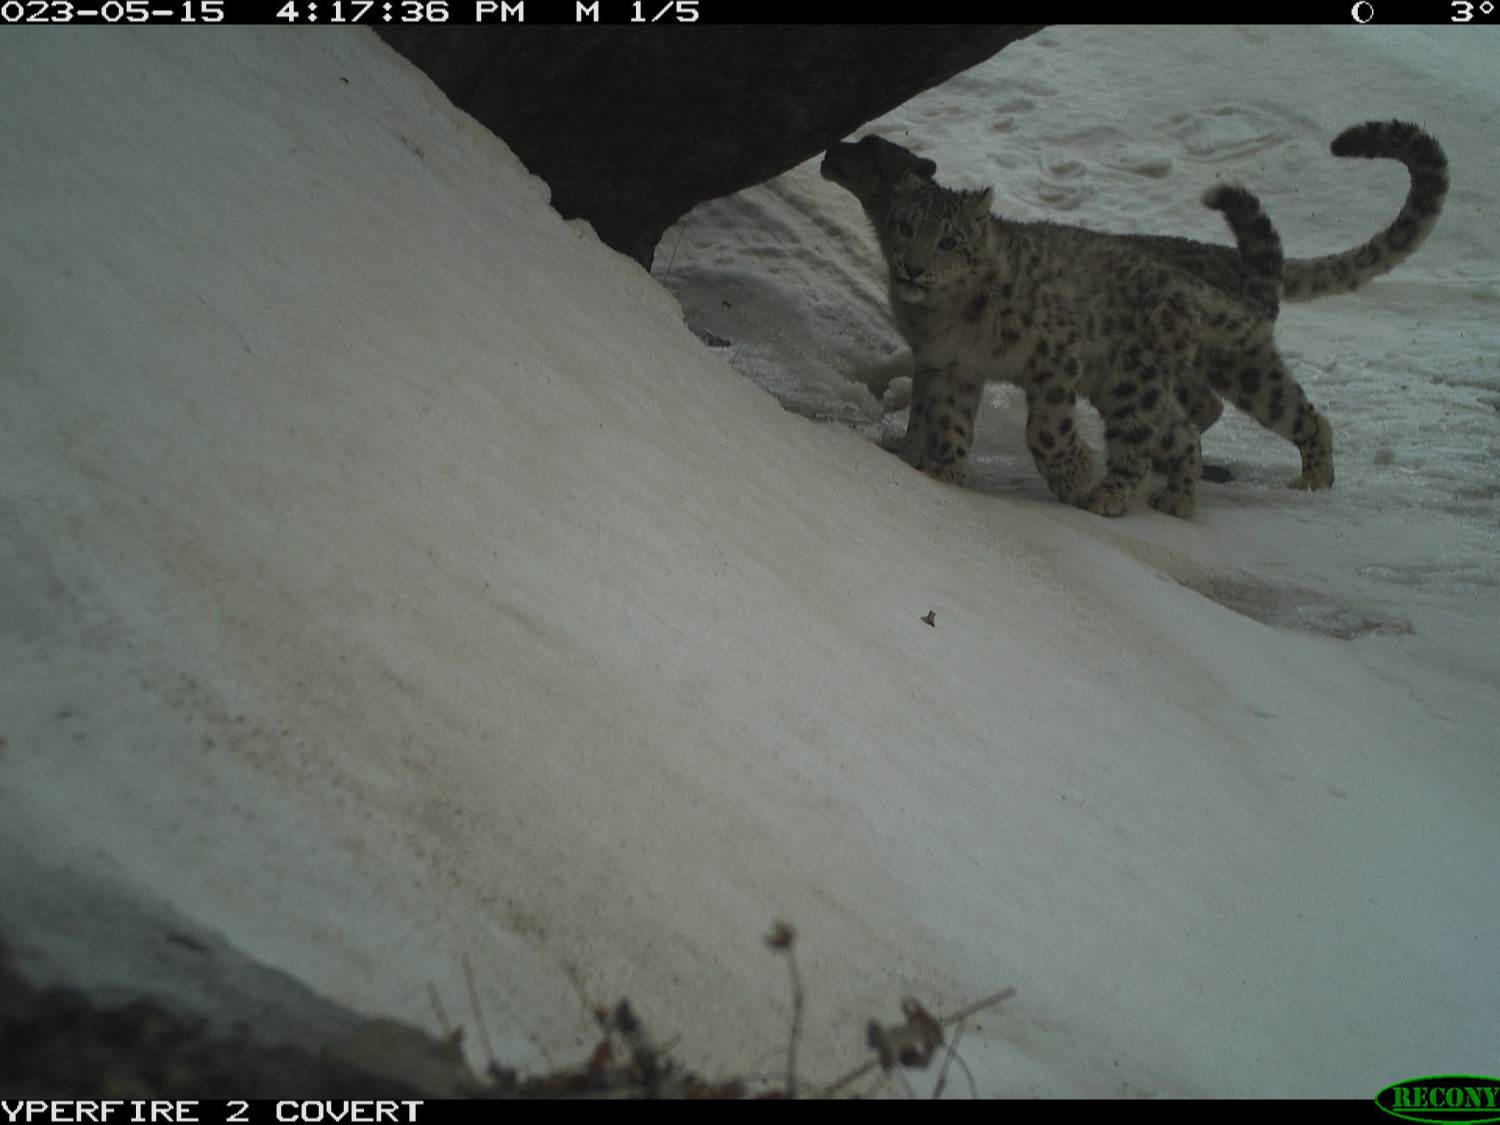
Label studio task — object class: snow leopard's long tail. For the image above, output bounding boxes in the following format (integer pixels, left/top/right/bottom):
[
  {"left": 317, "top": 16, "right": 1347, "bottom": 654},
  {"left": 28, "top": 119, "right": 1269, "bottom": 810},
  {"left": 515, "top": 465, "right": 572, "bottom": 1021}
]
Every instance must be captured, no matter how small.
[
  {"left": 1281, "top": 120, "right": 1448, "bottom": 302},
  {"left": 1203, "top": 183, "right": 1283, "bottom": 314}
]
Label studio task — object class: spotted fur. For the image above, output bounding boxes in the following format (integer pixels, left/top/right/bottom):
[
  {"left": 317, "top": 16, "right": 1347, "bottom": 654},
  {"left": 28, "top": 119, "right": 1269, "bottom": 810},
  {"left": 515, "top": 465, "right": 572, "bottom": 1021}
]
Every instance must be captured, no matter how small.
[
  {"left": 822, "top": 121, "right": 1447, "bottom": 440},
  {"left": 823, "top": 122, "right": 1445, "bottom": 308},
  {"left": 820, "top": 134, "right": 937, "bottom": 221},
  {"left": 1282, "top": 120, "right": 1449, "bottom": 299},
  {"left": 869, "top": 173, "right": 1325, "bottom": 517}
]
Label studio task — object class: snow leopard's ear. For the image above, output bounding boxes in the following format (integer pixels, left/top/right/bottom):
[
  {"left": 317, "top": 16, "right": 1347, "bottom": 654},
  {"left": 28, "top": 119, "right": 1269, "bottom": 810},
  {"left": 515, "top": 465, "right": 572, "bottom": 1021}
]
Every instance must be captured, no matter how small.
[
  {"left": 966, "top": 187, "right": 993, "bottom": 216},
  {"left": 892, "top": 172, "right": 929, "bottom": 200},
  {"left": 913, "top": 156, "right": 937, "bottom": 179}
]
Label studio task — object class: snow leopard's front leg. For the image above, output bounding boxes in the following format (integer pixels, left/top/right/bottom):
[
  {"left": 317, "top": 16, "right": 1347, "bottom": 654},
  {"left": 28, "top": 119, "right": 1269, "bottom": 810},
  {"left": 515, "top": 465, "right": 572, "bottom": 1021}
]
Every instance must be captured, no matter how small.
[
  {"left": 1022, "top": 361, "right": 1096, "bottom": 506},
  {"left": 1084, "top": 306, "right": 1203, "bottom": 518},
  {"left": 889, "top": 363, "right": 934, "bottom": 466},
  {"left": 907, "top": 361, "right": 983, "bottom": 486}
]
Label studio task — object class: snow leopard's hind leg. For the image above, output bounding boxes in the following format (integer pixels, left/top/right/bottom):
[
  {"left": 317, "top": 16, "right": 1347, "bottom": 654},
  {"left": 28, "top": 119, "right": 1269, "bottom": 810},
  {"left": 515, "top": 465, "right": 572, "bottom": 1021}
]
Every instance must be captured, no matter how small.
[
  {"left": 1205, "top": 342, "right": 1334, "bottom": 490},
  {"left": 1175, "top": 374, "right": 1224, "bottom": 433},
  {"left": 1146, "top": 409, "right": 1203, "bottom": 517}
]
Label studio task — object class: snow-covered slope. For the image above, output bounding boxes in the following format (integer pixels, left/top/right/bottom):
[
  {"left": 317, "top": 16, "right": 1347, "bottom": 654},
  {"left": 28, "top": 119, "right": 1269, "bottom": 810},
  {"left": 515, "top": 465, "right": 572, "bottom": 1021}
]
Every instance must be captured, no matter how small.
[{"left": 2, "top": 27, "right": 1496, "bottom": 1098}]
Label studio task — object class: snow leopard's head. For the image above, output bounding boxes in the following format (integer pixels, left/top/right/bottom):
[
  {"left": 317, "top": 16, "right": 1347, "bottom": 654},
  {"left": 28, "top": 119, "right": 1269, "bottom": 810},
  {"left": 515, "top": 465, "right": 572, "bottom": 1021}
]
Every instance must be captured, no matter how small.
[
  {"left": 879, "top": 176, "right": 995, "bottom": 307},
  {"left": 820, "top": 135, "right": 937, "bottom": 224}
]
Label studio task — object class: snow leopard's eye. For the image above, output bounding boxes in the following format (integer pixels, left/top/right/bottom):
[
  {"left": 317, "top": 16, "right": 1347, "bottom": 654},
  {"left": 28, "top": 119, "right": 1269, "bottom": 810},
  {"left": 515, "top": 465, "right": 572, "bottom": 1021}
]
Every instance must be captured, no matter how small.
[
  {"left": 938, "top": 236, "right": 959, "bottom": 251},
  {"left": 890, "top": 220, "right": 913, "bottom": 239}
]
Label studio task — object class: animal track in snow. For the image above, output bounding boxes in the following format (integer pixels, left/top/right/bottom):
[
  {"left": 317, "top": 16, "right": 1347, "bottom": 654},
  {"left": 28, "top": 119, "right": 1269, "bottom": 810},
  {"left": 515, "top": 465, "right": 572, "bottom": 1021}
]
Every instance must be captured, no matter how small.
[
  {"left": 1100, "top": 145, "right": 1174, "bottom": 178},
  {"left": 1168, "top": 107, "right": 1285, "bottom": 160}
]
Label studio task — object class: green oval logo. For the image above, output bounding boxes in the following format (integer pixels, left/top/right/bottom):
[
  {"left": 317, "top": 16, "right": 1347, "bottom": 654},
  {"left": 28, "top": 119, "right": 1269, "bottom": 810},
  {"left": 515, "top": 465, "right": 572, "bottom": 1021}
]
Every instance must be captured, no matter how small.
[{"left": 1377, "top": 1076, "right": 1500, "bottom": 1124}]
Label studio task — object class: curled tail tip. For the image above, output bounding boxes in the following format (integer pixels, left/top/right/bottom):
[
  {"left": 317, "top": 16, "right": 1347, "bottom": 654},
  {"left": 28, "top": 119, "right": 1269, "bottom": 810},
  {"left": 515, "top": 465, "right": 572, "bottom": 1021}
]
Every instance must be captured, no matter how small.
[
  {"left": 1202, "top": 183, "right": 1248, "bottom": 212},
  {"left": 1330, "top": 119, "right": 1446, "bottom": 167},
  {"left": 1329, "top": 119, "right": 1414, "bottom": 156},
  {"left": 1203, "top": 183, "right": 1282, "bottom": 290},
  {"left": 1201, "top": 183, "right": 1267, "bottom": 220}
]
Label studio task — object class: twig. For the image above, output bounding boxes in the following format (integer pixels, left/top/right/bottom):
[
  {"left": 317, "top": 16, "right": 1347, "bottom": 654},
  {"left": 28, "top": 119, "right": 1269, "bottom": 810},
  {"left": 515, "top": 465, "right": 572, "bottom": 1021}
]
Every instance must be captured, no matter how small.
[
  {"left": 949, "top": 1039, "right": 979, "bottom": 1100},
  {"left": 610, "top": 999, "right": 663, "bottom": 1094},
  {"left": 426, "top": 981, "right": 453, "bottom": 1040},
  {"left": 561, "top": 961, "right": 611, "bottom": 1031},
  {"left": 937, "top": 986, "right": 1017, "bottom": 1029},
  {"left": 892, "top": 1067, "right": 917, "bottom": 1099},
  {"left": 661, "top": 227, "right": 685, "bottom": 283},
  {"left": 461, "top": 951, "right": 497, "bottom": 1074},
  {"left": 764, "top": 921, "right": 803, "bottom": 1096},
  {"left": 931, "top": 1016, "right": 980, "bottom": 1099},
  {"left": 931, "top": 1016, "right": 964, "bottom": 1100},
  {"left": 816, "top": 986, "right": 1016, "bottom": 1098}
]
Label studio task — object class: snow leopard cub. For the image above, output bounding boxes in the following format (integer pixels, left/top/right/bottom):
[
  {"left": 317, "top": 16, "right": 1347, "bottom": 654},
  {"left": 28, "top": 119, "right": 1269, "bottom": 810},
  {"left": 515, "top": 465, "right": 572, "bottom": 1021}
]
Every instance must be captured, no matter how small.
[
  {"left": 877, "top": 173, "right": 1316, "bottom": 517},
  {"left": 823, "top": 122, "right": 1447, "bottom": 450}
]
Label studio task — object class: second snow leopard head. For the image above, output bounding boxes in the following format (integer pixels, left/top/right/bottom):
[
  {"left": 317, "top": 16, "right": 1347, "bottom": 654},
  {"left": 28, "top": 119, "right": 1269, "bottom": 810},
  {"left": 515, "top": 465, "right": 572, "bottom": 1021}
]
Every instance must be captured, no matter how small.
[{"left": 878, "top": 175, "right": 996, "bottom": 307}]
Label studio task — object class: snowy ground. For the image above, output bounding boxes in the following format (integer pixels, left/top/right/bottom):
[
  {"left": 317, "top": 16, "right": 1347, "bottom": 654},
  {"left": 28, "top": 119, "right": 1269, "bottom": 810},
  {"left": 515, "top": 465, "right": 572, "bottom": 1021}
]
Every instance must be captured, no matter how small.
[{"left": 2, "top": 26, "right": 1496, "bottom": 1099}]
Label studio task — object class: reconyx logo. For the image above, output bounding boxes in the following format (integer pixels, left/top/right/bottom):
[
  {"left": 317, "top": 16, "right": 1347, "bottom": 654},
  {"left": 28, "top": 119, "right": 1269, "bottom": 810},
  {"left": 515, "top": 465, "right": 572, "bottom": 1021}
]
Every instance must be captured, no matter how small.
[{"left": 1377, "top": 1076, "right": 1500, "bottom": 1124}]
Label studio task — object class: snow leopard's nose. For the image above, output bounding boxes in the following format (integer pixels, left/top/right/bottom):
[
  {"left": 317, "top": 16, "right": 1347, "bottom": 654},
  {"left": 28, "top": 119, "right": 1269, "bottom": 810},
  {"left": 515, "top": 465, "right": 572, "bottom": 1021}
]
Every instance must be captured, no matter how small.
[{"left": 897, "top": 257, "right": 928, "bottom": 281}]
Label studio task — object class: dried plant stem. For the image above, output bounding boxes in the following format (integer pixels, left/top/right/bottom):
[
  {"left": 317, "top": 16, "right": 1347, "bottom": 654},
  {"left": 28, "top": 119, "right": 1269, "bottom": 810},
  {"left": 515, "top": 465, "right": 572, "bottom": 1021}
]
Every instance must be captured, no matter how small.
[
  {"left": 763, "top": 921, "right": 804, "bottom": 1096},
  {"left": 931, "top": 1015, "right": 973, "bottom": 1099},
  {"left": 461, "top": 951, "right": 497, "bottom": 1072},
  {"left": 939, "top": 986, "right": 1016, "bottom": 1028},
  {"left": 816, "top": 985, "right": 1017, "bottom": 1098},
  {"left": 426, "top": 981, "right": 453, "bottom": 1039},
  {"left": 661, "top": 227, "right": 685, "bottom": 283},
  {"left": 784, "top": 942, "right": 804, "bottom": 1095}
]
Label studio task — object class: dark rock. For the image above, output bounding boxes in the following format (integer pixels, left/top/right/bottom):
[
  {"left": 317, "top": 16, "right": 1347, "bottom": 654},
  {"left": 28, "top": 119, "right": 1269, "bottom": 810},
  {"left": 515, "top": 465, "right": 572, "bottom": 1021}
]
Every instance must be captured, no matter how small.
[
  {"left": 1201, "top": 463, "right": 1236, "bottom": 484},
  {"left": 0, "top": 949, "right": 446, "bottom": 1099},
  {"left": 377, "top": 26, "right": 1043, "bottom": 266}
]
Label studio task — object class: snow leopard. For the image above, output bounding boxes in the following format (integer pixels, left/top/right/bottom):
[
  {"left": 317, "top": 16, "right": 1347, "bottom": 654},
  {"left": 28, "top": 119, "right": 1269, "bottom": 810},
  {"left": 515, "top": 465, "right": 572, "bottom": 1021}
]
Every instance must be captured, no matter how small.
[
  {"left": 821, "top": 121, "right": 1448, "bottom": 439},
  {"left": 856, "top": 172, "right": 1302, "bottom": 517}
]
